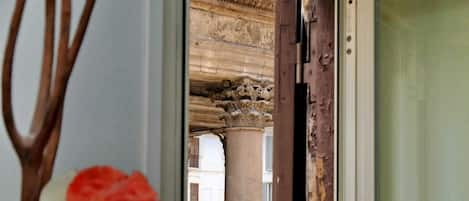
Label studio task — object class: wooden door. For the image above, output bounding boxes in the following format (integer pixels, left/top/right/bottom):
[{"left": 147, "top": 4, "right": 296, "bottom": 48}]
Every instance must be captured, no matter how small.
[
  {"left": 274, "top": 0, "right": 335, "bottom": 201},
  {"left": 303, "top": 0, "right": 335, "bottom": 200}
]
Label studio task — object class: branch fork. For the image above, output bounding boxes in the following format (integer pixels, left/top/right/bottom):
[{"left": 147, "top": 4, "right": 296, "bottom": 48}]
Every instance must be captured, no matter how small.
[{"left": 2, "top": 1, "right": 96, "bottom": 201}]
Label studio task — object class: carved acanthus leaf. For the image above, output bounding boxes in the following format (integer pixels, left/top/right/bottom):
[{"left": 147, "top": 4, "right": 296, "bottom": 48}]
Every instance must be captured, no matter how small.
[
  {"left": 213, "top": 77, "right": 274, "bottom": 101},
  {"left": 212, "top": 77, "right": 274, "bottom": 128}
]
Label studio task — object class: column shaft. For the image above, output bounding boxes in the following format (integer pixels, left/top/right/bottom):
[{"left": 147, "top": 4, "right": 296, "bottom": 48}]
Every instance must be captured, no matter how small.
[{"left": 225, "top": 127, "right": 264, "bottom": 201}]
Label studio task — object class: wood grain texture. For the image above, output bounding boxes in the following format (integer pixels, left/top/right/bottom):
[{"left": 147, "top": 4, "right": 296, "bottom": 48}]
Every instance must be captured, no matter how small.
[
  {"left": 303, "top": 0, "right": 335, "bottom": 200},
  {"left": 273, "top": 1, "right": 297, "bottom": 201},
  {"left": 1, "top": 1, "right": 96, "bottom": 200}
]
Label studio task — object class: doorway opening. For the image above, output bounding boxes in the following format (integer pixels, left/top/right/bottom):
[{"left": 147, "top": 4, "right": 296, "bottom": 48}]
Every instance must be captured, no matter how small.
[{"left": 186, "top": 1, "right": 275, "bottom": 201}]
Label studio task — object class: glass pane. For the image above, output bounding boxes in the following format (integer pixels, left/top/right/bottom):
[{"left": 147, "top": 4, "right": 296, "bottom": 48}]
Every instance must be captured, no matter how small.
[
  {"left": 376, "top": 1, "right": 469, "bottom": 201},
  {"left": 264, "top": 136, "right": 273, "bottom": 172}
]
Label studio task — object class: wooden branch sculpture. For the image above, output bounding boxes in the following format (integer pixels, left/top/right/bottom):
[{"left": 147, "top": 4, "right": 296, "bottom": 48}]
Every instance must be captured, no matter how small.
[{"left": 2, "top": 1, "right": 96, "bottom": 201}]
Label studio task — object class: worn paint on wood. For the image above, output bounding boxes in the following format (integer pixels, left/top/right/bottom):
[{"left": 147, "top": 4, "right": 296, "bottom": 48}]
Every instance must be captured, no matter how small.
[
  {"left": 274, "top": 0, "right": 335, "bottom": 200},
  {"left": 303, "top": 0, "right": 335, "bottom": 201}
]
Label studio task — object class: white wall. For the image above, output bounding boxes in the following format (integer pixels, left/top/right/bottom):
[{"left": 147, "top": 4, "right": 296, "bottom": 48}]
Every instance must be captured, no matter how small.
[
  {"left": 198, "top": 135, "right": 225, "bottom": 201},
  {"left": 377, "top": 1, "right": 469, "bottom": 200},
  {"left": 146, "top": 0, "right": 163, "bottom": 192},
  {"left": 199, "top": 135, "right": 225, "bottom": 172},
  {"left": 0, "top": 1, "right": 154, "bottom": 200},
  {"left": 188, "top": 134, "right": 225, "bottom": 201}
]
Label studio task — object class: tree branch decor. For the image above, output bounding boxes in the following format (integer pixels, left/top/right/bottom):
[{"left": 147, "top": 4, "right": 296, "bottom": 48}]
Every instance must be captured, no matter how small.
[{"left": 2, "top": 0, "right": 96, "bottom": 200}]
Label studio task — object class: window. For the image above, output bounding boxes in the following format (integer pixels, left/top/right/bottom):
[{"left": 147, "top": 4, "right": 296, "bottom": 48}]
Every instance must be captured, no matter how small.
[
  {"left": 189, "top": 137, "right": 200, "bottom": 168},
  {"left": 190, "top": 183, "right": 199, "bottom": 201},
  {"left": 264, "top": 135, "right": 273, "bottom": 172}
]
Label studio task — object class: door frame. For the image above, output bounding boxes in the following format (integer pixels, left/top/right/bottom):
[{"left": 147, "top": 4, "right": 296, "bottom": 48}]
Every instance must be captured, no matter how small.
[
  {"left": 146, "top": 0, "right": 188, "bottom": 201},
  {"left": 273, "top": 1, "right": 297, "bottom": 200},
  {"left": 161, "top": 0, "right": 379, "bottom": 200},
  {"left": 159, "top": 0, "right": 189, "bottom": 200},
  {"left": 338, "top": 0, "right": 375, "bottom": 201}
]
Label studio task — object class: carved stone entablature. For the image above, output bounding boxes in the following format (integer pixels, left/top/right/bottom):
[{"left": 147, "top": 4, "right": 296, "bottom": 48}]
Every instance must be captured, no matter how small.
[
  {"left": 190, "top": 9, "right": 274, "bottom": 49},
  {"left": 190, "top": 96, "right": 226, "bottom": 131},
  {"left": 213, "top": 77, "right": 274, "bottom": 128},
  {"left": 219, "top": 0, "right": 274, "bottom": 11}
]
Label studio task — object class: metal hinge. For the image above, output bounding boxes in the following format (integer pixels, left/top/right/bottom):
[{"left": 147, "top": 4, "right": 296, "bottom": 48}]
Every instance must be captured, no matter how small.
[{"left": 295, "top": 0, "right": 314, "bottom": 84}]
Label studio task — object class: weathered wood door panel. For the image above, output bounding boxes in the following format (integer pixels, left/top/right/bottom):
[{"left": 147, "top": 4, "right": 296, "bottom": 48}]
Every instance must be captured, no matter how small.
[
  {"left": 303, "top": 0, "right": 335, "bottom": 200},
  {"left": 274, "top": 0, "right": 335, "bottom": 201}
]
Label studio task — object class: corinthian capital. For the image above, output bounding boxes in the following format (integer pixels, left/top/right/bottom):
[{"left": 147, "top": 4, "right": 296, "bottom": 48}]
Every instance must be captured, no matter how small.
[{"left": 213, "top": 77, "right": 274, "bottom": 128}]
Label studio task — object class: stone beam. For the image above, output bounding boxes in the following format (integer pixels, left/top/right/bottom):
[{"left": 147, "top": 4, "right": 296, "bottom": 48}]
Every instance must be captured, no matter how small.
[
  {"left": 218, "top": 0, "right": 274, "bottom": 11},
  {"left": 189, "top": 3, "right": 274, "bottom": 90},
  {"left": 189, "top": 96, "right": 225, "bottom": 131},
  {"left": 191, "top": 0, "right": 275, "bottom": 26},
  {"left": 191, "top": 0, "right": 274, "bottom": 24},
  {"left": 190, "top": 9, "right": 274, "bottom": 50},
  {"left": 189, "top": 39, "right": 274, "bottom": 84}
]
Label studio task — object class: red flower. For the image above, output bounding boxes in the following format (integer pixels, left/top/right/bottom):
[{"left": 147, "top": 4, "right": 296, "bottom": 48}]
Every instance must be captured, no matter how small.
[{"left": 67, "top": 166, "right": 159, "bottom": 201}]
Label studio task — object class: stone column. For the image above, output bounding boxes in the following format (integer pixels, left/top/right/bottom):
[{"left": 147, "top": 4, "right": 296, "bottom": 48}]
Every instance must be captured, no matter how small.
[
  {"left": 224, "top": 127, "right": 264, "bottom": 201},
  {"left": 214, "top": 77, "right": 273, "bottom": 201}
]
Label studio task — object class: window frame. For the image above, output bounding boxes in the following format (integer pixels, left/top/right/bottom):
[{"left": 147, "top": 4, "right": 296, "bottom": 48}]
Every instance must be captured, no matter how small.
[
  {"left": 146, "top": 0, "right": 188, "bottom": 201},
  {"left": 157, "top": 0, "right": 378, "bottom": 200},
  {"left": 338, "top": 0, "right": 375, "bottom": 200}
]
